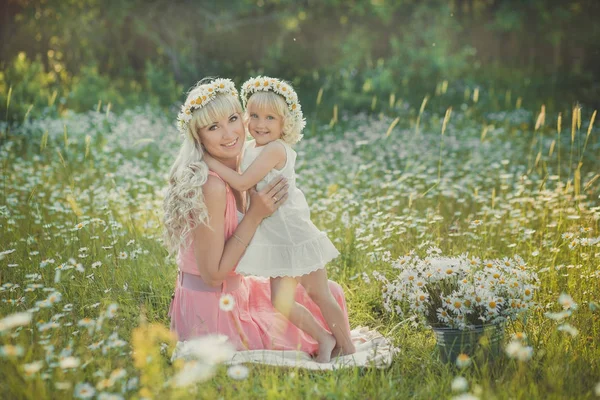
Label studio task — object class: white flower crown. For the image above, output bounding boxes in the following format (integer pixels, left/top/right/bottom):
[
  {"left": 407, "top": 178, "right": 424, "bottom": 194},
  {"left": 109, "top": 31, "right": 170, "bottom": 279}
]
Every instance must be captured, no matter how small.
[
  {"left": 176, "top": 78, "right": 239, "bottom": 135},
  {"left": 240, "top": 76, "right": 306, "bottom": 134}
]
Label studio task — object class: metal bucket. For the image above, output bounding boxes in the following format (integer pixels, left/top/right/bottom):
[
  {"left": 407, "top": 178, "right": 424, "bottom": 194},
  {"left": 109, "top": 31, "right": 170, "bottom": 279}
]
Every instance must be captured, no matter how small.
[{"left": 432, "top": 324, "right": 504, "bottom": 364}]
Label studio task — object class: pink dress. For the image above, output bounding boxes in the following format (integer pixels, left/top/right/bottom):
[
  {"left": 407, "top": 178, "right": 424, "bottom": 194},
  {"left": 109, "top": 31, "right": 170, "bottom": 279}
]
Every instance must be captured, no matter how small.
[{"left": 168, "top": 171, "right": 350, "bottom": 353}]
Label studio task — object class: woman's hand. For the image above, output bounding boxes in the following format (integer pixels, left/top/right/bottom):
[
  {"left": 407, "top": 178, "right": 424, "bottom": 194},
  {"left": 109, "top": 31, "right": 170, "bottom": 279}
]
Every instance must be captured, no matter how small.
[{"left": 246, "top": 175, "right": 288, "bottom": 221}]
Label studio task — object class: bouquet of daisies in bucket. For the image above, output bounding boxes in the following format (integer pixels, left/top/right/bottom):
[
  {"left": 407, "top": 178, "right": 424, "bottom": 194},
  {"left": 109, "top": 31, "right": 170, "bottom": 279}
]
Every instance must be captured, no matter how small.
[{"left": 379, "top": 248, "right": 539, "bottom": 330}]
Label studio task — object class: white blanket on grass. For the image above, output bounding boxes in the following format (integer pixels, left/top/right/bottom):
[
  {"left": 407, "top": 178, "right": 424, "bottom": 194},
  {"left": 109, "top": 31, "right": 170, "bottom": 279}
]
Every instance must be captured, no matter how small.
[{"left": 173, "top": 326, "right": 397, "bottom": 370}]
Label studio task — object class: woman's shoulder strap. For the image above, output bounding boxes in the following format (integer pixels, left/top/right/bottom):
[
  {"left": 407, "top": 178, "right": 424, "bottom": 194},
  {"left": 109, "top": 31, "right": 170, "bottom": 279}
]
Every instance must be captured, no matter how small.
[
  {"left": 207, "top": 170, "right": 222, "bottom": 180},
  {"left": 207, "top": 170, "right": 230, "bottom": 191}
]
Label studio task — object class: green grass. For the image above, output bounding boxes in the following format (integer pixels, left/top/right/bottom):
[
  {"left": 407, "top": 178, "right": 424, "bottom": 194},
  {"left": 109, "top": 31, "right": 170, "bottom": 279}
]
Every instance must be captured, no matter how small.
[{"left": 0, "top": 96, "right": 599, "bottom": 399}]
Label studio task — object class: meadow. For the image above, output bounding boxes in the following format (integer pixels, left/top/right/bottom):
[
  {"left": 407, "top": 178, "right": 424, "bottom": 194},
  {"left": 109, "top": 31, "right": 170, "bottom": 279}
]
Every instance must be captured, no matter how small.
[{"left": 1, "top": 93, "right": 599, "bottom": 399}]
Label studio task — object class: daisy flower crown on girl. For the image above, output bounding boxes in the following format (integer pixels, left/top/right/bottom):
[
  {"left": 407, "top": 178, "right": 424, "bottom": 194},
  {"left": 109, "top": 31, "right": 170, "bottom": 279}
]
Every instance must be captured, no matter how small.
[
  {"left": 240, "top": 76, "right": 307, "bottom": 135},
  {"left": 176, "top": 78, "right": 239, "bottom": 135}
]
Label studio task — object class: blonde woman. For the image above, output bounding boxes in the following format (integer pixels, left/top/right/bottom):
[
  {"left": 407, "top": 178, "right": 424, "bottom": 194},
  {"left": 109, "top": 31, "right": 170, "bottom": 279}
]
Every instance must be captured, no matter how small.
[{"left": 165, "top": 78, "right": 351, "bottom": 357}]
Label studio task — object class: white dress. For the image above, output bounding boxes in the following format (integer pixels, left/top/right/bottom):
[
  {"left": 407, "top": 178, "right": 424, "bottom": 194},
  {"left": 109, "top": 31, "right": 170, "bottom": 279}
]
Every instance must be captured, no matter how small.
[{"left": 235, "top": 139, "right": 340, "bottom": 278}]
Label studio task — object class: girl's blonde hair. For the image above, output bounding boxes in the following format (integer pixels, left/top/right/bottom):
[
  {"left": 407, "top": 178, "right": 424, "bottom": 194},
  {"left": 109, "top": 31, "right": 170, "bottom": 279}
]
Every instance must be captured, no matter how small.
[
  {"left": 163, "top": 80, "right": 243, "bottom": 254},
  {"left": 246, "top": 91, "right": 303, "bottom": 145}
]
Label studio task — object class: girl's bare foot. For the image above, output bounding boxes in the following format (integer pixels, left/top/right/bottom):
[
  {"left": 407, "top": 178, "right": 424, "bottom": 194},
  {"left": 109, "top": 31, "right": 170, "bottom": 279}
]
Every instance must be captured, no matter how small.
[{"left": 315, "top": 334, "right": 336, "bottom": 363}]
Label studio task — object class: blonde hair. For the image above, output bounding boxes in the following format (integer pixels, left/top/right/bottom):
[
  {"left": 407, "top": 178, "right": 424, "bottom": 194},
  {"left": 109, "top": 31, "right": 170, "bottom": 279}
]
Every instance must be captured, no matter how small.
[
  {"left": 163, "top": 80, "right": 243, "bottom": 254},
  {"left": 246, "top": 91, "right": 303, "bottom": 145}
]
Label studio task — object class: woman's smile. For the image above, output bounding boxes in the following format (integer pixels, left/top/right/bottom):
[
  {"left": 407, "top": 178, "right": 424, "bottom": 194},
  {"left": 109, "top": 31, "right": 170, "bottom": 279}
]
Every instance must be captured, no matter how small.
[{"left": 222, "top": 137, "right": 239, "bottom": 148}]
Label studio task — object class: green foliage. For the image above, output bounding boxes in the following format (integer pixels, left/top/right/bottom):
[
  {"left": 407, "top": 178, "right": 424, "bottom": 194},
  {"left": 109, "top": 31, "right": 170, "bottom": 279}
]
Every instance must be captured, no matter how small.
[
  {"left": 68, "top": 62, "right": 182, "bottom": 114},
  {"left": 1, "top": 0, "right": 599, "bottom": 120},
  {"left": 386, "top": 4, "right": 475, "bottom": 84},
  {"left": 68, "top": 65, "right": 124, "bottom": 112},
  {"left": 143, "top": 61, "right": 182, "bottom": 108},
  {"left": 1, "top": 56, "right": 182, "bottom": 123},
  {"left": 0, "top": 52, "right": 62, "bottom": 122}
]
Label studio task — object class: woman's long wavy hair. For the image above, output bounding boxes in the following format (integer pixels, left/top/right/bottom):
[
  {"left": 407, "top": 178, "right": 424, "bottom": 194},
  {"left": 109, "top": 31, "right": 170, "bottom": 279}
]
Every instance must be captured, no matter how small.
[{"left": 163, "top": 80, "right": 243, "bottom": 255}]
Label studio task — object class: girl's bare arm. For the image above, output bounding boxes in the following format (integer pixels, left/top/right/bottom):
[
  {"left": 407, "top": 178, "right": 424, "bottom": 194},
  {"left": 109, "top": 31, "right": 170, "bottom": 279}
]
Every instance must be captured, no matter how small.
[{"left": 204, "top": 141, "right": 286, "bottom": 191}]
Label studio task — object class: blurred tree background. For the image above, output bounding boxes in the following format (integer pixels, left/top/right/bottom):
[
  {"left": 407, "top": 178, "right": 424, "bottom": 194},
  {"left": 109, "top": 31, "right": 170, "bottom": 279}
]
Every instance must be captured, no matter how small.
[{"left": 1, "top": 0, "right": 599, "bottom": 123}]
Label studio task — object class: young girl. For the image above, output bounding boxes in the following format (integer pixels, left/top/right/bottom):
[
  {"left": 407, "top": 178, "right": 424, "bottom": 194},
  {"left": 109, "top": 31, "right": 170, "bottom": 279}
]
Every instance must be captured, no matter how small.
[{"left": 203, "top": 76, "right": 356, "bottom": 362}]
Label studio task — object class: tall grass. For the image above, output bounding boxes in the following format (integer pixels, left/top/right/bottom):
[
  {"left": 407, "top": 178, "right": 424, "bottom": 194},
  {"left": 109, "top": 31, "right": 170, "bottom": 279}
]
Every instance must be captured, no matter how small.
[{"left": 0, "top": 88, "right": 599, "bottom": 399}]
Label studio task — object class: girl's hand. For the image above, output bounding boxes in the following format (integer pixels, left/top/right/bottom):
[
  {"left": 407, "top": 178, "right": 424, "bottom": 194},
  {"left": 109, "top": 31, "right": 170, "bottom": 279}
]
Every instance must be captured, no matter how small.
[{"left": 246, "top": 175, "right": 288, "bottom": 221}]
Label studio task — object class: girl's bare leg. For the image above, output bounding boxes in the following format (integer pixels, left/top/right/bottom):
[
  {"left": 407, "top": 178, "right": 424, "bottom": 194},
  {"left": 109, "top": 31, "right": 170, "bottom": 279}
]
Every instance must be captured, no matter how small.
[
  {"left": 270, "top": 277, "right": 336, "bottom": 363},
  {"left": 299, "top": 268, "right": 356, "bottom": 356}
]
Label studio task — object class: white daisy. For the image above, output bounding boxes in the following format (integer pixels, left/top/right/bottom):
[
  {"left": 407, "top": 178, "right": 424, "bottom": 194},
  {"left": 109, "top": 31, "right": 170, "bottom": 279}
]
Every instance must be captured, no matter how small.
[
  {"left": 97, "top": 393, "right": 124, "bottom": 400},
  {"left": 172, "top": 334, "right": 236, "bottom": 364},
  {"left": 78, "top": 318, "right": 95, "bottom": 328},
  {"left": 95, "top": 379, "right": 113, "bottom": 390},
  {"left": 23, "top": 361, "right": 43, "bottom": 376},
  {"left": 219, "top": 294, "right": 235, "bottom": 312},
  {"left": 558, "top": 293, "right": 577, "bottom": 310},
  {"left": 451, "top": 394, "right": 479, "bottom": 400},
  {"left": 0, "top": 312, "right": 32, "bottom": 332},
  {"left": 172, "top": 361, "right": 215, "bottom": 387},
  {"left": 46, "top": 291, "right": 62, "bottom": 304},
  {"left": 505, "top": 340, "right": 533, "bottom": 362},
  {"left": 105, "top": 304, "right": 118, "bottom": 319},
  {"left": 0, "top": 345, "right": 24, "bottom": 358},
  {"left": 557, "top": 323, "right": 579, "bottom": 337},
  {"left": 451, "top": 376, "right": 469, "bottom": 392},
  {"left": 74, "top": 382, "right": 96, "bottom": 399},
  {"left": 436, "top": 308, "right": 451, "bottom": 324},
  {"left": 544, "top": 310, "right": 571, "bottom": 321},
  {"left": 59, "top": 356, "right": 80, "bottom": 369},
  {"left": 227, "top": 365, "right": 249, "bottom": 380},
  {"left": 455, "top": 353, "right": 472, "bottom": 369}
]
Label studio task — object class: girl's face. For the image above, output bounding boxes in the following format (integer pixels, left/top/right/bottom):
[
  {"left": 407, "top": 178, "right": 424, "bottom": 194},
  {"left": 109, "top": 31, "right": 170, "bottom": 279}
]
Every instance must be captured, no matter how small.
[
  {"left": 198, "top": 112, "right": 245, "bottom": 162},
  {"left": 247, "top": 104, "right": 284, "bottom": 147}
]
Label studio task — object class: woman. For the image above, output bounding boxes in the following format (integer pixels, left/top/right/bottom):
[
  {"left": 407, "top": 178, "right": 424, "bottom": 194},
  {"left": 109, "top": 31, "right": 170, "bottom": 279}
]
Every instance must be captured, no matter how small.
[{"left": 164, "top": 78, "right": 351, "bottom": 356}]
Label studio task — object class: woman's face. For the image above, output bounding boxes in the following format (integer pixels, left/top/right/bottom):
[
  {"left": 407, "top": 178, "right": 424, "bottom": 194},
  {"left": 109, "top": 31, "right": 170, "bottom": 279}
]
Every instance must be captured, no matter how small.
[{"left": 198, "top": 112, "right": 245, "bottom": 162}]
